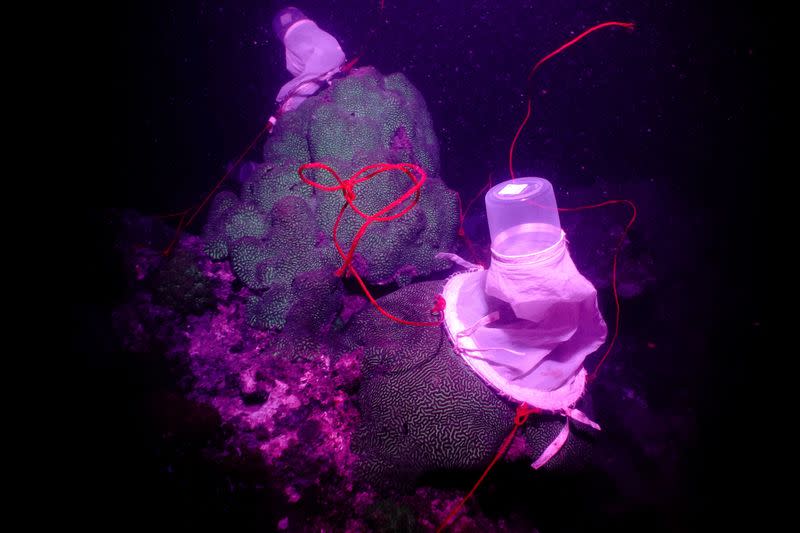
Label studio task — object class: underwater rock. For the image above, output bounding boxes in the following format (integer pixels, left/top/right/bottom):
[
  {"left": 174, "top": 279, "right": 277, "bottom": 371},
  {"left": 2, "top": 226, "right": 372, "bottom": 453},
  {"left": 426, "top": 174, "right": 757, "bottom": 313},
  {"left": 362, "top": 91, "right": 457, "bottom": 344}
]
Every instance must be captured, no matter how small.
[
  {"left": 204, "top": 67, "right": 459, "bottom": 331},
  {"left": 343, "top": 280, "right": 594, "bottom": 488}
]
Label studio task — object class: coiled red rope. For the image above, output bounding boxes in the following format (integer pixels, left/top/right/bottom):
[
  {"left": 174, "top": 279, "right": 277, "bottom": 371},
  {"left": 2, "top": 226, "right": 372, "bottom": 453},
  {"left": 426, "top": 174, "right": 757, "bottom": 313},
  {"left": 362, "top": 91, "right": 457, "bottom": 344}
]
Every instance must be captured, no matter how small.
[{"left": 298, "top": 162, "right": 444, "bottom": 327}]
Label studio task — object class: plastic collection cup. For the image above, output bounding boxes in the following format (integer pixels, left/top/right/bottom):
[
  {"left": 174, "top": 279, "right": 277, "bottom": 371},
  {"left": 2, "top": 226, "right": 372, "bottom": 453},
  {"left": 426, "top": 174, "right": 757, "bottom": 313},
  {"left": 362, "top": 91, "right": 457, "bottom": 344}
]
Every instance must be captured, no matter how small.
[{"left": 485, "top": 177, "right": 562, "bottom": 256}]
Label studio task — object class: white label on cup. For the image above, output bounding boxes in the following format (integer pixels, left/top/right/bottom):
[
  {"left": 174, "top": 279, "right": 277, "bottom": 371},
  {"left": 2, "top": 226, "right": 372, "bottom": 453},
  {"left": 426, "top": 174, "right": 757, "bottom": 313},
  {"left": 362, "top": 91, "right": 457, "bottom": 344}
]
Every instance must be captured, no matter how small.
[{"left": 498, "top": 183, "right": 527, "bottom": 196}]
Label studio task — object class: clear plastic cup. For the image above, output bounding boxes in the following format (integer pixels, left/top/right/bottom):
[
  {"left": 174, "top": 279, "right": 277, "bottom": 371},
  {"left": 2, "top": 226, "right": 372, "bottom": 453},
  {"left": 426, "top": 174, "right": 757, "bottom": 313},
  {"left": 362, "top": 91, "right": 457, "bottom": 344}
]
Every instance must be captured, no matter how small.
[{"left": 485, "top": 177, "right": 562, "bottom": 256}]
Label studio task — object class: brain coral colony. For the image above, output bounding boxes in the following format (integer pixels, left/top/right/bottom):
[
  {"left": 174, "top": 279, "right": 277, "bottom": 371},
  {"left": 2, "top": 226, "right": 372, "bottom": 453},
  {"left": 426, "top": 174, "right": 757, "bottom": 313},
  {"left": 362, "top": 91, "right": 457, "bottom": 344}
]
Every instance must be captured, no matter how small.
[{"left": 114, "top": 68, "right": 592, "bottom": 531}]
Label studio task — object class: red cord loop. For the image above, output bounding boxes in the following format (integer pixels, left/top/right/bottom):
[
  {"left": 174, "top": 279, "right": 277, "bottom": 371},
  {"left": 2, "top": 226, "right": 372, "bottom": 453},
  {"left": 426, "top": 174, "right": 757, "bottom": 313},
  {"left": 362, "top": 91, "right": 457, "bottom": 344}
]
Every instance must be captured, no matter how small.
[{"left": 298, "top": 161, "right": 442, "bottom": 328}]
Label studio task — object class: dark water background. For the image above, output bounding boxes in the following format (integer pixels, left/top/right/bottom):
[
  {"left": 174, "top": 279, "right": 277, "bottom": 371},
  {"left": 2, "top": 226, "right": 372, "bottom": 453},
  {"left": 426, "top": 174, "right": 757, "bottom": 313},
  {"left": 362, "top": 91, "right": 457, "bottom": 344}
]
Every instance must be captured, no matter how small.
[{"left": 78, "top": 0, "right": 768, "bottom": 530}]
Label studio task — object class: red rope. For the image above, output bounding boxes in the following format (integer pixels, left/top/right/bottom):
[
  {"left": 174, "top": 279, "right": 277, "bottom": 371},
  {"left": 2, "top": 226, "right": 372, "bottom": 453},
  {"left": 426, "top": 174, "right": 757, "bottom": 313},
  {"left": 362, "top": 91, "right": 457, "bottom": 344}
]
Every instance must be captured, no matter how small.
[
  {"left": 509, "top": 21, "right": 634, "bottom": 182},
  {"left": 298, "top": 162, "right": 444, "bottom": 327},
  {"left": 438, "top": 20, "right": 635, "bottom": 531},
  {"left": 559, "top": 199, "right": 638, "bottom": 382},
  {"left": 436, "top": 404, "right": 541, "bottom": 532},
  {"left": 526, "top": 21, "right": 635, "bottom": 82},
  {"left": 505, "top": 20, "right": 637, "bottom": 380},
  {"left": 508, "top": 99, "right": 533, "bottom": 183}
]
